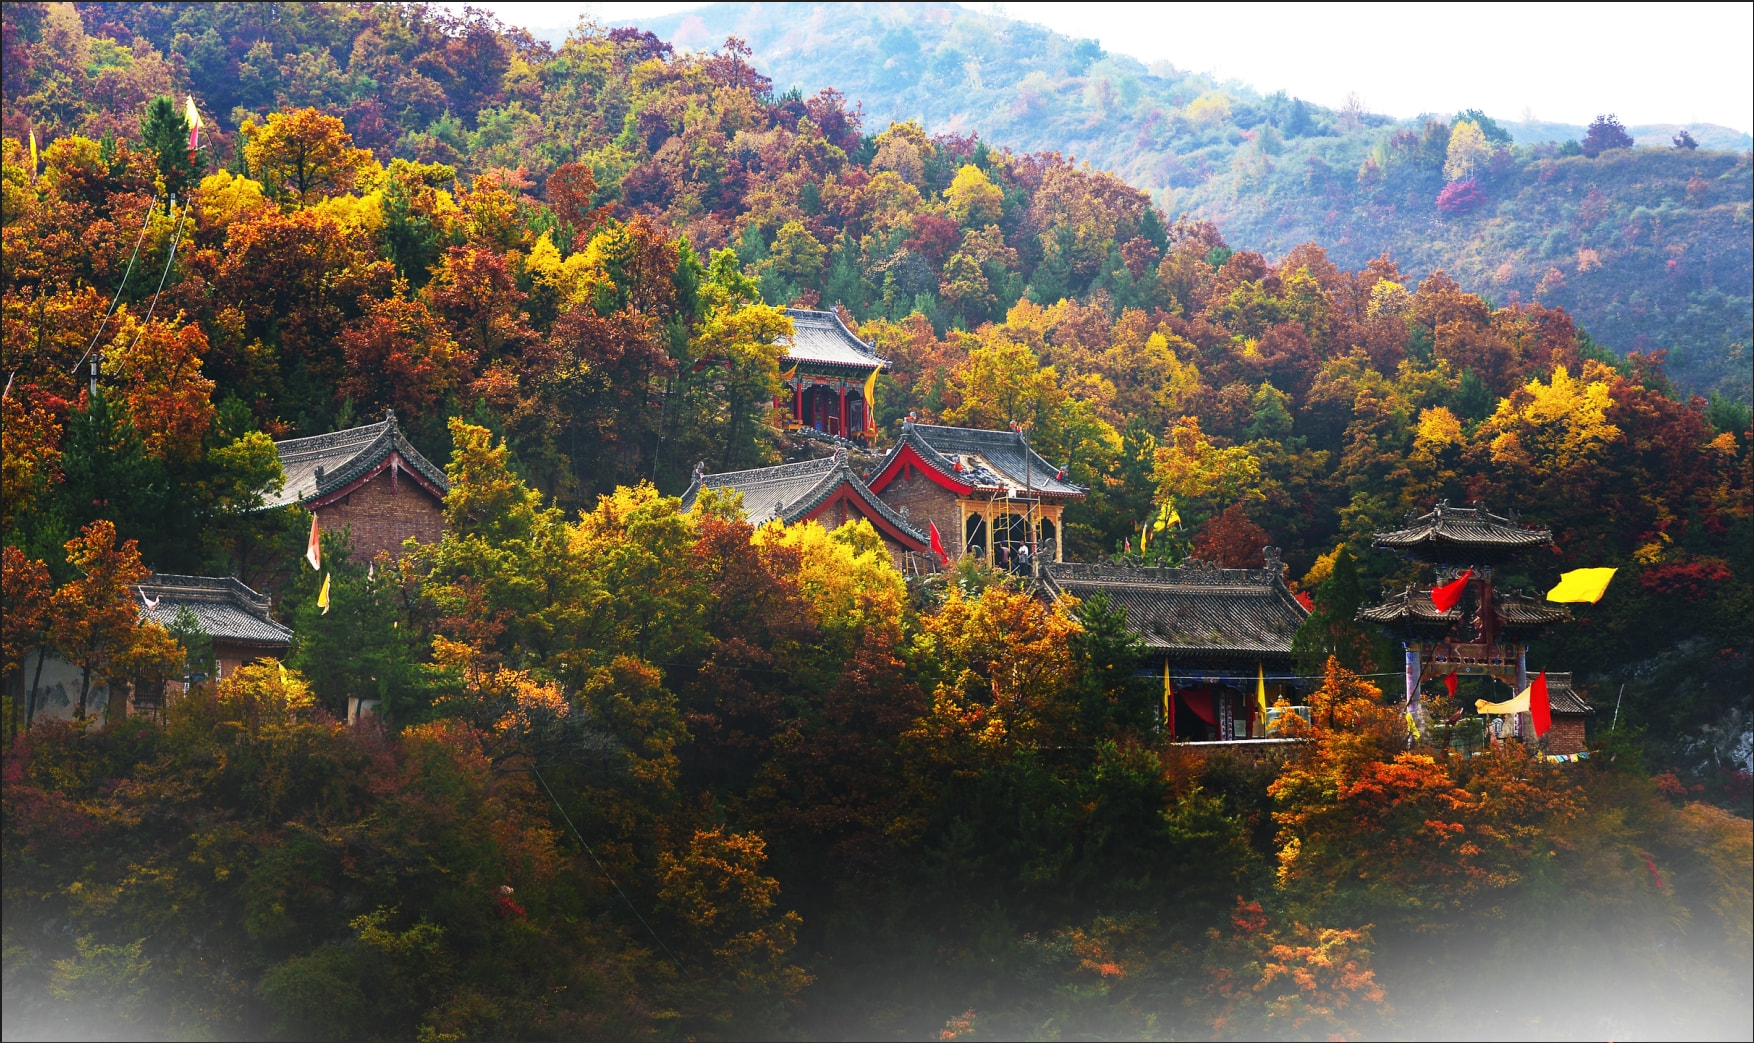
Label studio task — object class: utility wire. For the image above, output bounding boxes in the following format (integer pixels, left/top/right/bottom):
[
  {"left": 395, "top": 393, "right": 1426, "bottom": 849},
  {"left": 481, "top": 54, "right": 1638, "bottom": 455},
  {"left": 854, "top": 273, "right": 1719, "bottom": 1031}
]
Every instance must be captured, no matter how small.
[
  {"left": 530, "top": 766, "right": 682, "bottom": 969},
  {"left": 72, "top": 193, "right": 160, "bottom": 375},
  {"left": 124, "top": 198, "right": 190, "bottom": 352}
]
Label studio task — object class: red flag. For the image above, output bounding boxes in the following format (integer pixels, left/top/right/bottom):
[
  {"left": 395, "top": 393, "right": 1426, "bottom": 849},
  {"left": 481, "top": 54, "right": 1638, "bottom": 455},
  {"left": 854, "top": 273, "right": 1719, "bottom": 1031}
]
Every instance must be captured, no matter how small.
[
  {"left": 928, "top": 521, "right": 949, "bottom": 566},
  {"left": 1443, "top": 671, "right": 1458, "bottom": 699},
  {"left": 1529, "top": 670, "right": 1551, "bottom": 737},
  {"left": 1430, "top": 569, "right": 1473, "bottom": 613}
]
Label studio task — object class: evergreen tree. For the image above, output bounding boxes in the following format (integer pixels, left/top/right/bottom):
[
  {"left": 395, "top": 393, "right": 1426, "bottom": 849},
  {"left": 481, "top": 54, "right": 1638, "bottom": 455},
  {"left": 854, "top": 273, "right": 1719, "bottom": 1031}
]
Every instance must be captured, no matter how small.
[
  {"left": 1291, "top": 545, "right": 1380, "bottom": 675},
  {"left": 140, "top": 95, "right": 203, "bottom": 200}
]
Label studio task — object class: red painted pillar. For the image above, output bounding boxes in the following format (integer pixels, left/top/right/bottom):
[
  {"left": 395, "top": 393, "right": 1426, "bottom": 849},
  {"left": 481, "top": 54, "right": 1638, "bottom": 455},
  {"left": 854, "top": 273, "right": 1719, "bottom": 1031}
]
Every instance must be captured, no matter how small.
[
  {"left": 838, "top": 382, "right": 848, "bottom": 438},
  {"left": 793, "top": 380, "right": 802, "bottom": 427}
]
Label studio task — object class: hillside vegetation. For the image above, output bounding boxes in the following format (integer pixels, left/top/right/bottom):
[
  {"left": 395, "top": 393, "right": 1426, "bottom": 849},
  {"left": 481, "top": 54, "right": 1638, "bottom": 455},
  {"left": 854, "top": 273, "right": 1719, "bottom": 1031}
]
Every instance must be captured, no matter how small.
[
  {"left": 641, "top": 1, "right": 1754, "bottom": 401},
  {"left": 1, "top": 5, "right": 1750, "bottom": 1040}
]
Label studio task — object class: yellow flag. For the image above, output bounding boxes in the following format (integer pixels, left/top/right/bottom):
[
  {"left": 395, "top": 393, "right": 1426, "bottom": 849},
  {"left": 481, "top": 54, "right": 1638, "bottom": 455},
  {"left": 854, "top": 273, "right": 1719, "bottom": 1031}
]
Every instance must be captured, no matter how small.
[
  {"left": 1256, "top": 662, "right": 1269, "bottom": 720},
  {"left": 1405, "top": 711, "right": 1421, "bottom": 738},
  {"left": 1546, "top": 567, "right": 1617, "bottom": 604},
  {"left": 29, "top": 127, "right": 38, "bottom": 178},
  {"left": 863, "top": 366, "right": 881, "bottom": 437},
  {"left": 1163, "top": 660, "right": 1172, "bottom": 726},
  {"left": 317, "top": 573, "right": 331, "bottom": 615},
  {"left": 1476, "top": 689, "right": 1529, "bottom": 715}
]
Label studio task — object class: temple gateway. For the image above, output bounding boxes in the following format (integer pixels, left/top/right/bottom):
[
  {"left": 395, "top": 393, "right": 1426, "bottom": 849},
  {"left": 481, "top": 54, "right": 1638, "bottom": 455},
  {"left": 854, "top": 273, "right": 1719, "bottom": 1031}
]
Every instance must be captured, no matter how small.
[
  {"left": 267, "top": 410, "right": 451, "bottom": 562},
  {"left": 1359, "top": 501, "right": 1591, "bottom": 755}
]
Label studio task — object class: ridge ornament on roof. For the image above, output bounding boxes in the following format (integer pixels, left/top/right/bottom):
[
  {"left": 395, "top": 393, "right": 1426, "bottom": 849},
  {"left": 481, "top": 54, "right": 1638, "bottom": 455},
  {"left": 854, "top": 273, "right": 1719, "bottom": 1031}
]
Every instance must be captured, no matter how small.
[{"left": 1373, "top": 499, "right": 1552, "bottom": 563}]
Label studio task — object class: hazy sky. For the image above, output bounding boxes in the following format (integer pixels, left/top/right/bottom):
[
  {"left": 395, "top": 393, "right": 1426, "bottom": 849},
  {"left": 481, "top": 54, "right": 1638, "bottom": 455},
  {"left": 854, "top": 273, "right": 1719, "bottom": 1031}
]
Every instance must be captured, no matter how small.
[{"left": 466, "top": 1, "right": 1754, "bottom": 132}]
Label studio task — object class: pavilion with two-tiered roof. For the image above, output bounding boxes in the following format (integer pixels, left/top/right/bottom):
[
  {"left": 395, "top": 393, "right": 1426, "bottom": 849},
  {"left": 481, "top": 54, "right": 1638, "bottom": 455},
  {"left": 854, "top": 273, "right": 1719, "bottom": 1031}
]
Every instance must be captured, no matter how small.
[{"left": 1359, "top": 501, "right": 1589, "bottom": 751}]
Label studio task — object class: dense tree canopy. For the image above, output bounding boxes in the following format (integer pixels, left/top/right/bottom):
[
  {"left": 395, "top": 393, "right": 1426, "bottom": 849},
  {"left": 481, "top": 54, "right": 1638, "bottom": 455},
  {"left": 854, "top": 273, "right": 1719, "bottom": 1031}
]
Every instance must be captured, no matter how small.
[{"left": 1, "top": 5, "right": 1749, "bottom": 1040}]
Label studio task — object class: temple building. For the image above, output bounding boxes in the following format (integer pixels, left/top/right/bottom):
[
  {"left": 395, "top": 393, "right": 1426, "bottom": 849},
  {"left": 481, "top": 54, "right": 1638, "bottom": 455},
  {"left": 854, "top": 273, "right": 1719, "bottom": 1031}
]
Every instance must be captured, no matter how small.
[
  {"left": 1360, "top": 501, "right": 1574, "bottom": 744},
  {"left": 776, "top": 308, "right": 888, "bottom": 442},
  {"left": 866, "top": 421, "right": 1084, "bottom": 565},
  {"left": 680, "top": 454, "right": 933, "bottom": 567},
  {"left": 16, "top": 573, "right": 291, "bottom": 724},
  {"left": 268, "top": 410, "right": 451, "bottom": 562},
  {"left": 1041, "top": 553, "right": 1310, "bottom": 741},
  {"left": 134, "top": 574, "right": 294, "bottom": 711},
  {"left": 1538, "top": 673, "right": 1595, "bottom": 756}
]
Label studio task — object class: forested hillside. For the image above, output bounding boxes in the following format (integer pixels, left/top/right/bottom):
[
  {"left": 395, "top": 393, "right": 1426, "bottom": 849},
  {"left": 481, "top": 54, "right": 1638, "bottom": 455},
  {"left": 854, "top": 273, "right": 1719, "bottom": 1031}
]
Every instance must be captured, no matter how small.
[
  {"left": 640, "top": 1, "right": 1754, "bottom": 402},
  {"left": 2, "top": 4, "right": 1750, "bottom": 1040}
]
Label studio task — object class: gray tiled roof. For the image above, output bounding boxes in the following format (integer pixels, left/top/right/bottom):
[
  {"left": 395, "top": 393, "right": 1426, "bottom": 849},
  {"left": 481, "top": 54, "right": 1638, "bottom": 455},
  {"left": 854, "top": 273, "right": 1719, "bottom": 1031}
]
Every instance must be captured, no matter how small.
[
  {"left": 1542, "top": 672, "right": 1594, "bottom": 715},
  {"left": 1043, "top": 559, "right": 1308, "bottom": 658},
  {"left": 1375, "top": 501, "right": 1552, "bottom": 561},
  {"left": 1359, "top": 584, "right": 1571, "bottom": 635},
  {"left": 1357, "top": 585, "right": 1462, "bottom": 632},
  {"left": 781, "top": 309, "right": 890, "bottom": 371},
  {"left": 680, "top": 455, "right": 928, "bottom": 549},
  {"left": 137, "top": 574, "right": 292, "bottom": 647},
  {"left": 267, "top": 411, "right": 449, "bottom": 509},
  {"left": 876, "top": 422, "right": 1085, "bottom": 499}
]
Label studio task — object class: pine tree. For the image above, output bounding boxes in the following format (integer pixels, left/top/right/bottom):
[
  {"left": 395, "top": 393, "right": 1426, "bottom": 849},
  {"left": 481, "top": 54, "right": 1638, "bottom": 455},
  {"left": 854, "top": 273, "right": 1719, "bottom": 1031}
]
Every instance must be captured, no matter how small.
[{"left": 140, "top": 96, "right": 203, "bottom": 200}]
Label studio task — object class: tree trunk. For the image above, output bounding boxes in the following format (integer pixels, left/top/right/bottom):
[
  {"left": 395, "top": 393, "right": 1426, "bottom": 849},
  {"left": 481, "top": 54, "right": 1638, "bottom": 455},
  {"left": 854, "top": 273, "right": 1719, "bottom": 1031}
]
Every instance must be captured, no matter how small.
[
  {"left": 77, "top": 663, "right": 91, "bottom": 720},
  {"left": 26, "top": 649, "right": 47, "bottom": 731}
]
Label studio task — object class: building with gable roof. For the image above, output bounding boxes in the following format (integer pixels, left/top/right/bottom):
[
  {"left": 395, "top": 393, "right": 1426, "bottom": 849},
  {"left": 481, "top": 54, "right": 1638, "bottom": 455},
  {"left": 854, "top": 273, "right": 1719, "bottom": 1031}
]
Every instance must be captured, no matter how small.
[
  {"left": 680, "top": 454, "right": 933, "bottom": 566},
  {"left": 1040, "top": 555, "right": 1310, "bottom": 741},
  {"left": 18, "top": 573, "right": 292, "bottom": 724},
  {"left": 267, "top": 410, "right": 451, "bottom": 562},
  {"left": 776, "top": 308, "right": 889, "bottom": 441},
  {"left": 132, "top": 574, "right": 293, "bottom": 714},
  {"left": 865, "top": 420, "right": 1085, "bottom": 565}
]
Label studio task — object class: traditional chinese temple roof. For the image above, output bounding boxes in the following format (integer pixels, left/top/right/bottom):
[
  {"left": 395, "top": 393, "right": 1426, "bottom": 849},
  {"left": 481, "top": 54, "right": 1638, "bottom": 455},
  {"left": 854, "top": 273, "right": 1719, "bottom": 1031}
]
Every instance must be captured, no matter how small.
[
  {"left": 137, "top": 574, "right": 292, "bottom": 648},
  {"left": 867, "top": 422, "right": 1086, "bottom": 501},
  {"left": 1358, "top": 583, "right": 1570, "bottom": 637},
  {"left": 1356, "top": 584, "right": 1462, "bottom": 635},
  {"left": 1543, "top": 672, "right": 1595, "bottom": 715},
  {"left": 1041, "top": 555, "right": 1308, "bottom": 659},
  {"left": 680, "top": 455, "right": 929, "bottom": 552},
  {"left": 1373, "top": 501, "right": 1552, "bottom": 563},
  {"left": 1494, "top": 590, "right": 1573, "bottom": 635},
  {"left": 268, "top": 411, "right": 449, "bottom": 510},
  {"left": 781, "top": 308, "right": 890, "bottom": 373}
]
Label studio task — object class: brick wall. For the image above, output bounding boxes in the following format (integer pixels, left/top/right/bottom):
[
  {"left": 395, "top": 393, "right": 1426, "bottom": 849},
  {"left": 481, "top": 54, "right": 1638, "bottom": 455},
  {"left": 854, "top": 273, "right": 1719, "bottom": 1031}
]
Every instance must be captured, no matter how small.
[
  {"left": 875, "top": 470, "right": 965, "bottom": 556},
  {"left": 1547, "top": 714, "right": 1588, "bottom": 755},
  {"left": 317, "top": 470, "right": 445, "bottom": 563}
]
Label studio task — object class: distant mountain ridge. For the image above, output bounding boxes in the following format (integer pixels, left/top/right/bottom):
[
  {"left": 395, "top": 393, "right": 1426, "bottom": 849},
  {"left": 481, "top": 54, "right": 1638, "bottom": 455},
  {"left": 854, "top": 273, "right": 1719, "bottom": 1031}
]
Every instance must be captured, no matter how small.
[{"left": 629, "top": 2, "right": 1754, "bottom": 400}]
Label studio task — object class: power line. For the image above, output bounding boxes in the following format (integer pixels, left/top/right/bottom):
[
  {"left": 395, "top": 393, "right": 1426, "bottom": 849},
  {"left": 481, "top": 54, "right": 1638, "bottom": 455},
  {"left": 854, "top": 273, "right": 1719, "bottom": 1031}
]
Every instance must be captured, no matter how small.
[
  {"left": 530, "top": 766, "right": 682, "bottom": 969},
  {"left": 124, "top": 197, "right": 190, "bottom": 352},
  {"left": 72, "top": 193, "right": 160, "bottom": 376}
]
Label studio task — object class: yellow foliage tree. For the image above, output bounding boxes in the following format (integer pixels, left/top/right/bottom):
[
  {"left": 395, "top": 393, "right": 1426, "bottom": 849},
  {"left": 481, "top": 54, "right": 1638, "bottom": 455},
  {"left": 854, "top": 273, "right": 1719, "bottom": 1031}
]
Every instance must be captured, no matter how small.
[
  {"left": 1152, "top": 415, "right": 1263, "bottom": 520},
  {"left": 1481, "top": 364, "right": 1622, "bottom": 470},
  {"left": 753, "top": 518, "right": 906, "bottom": 643},
  {"left": 945, "top": 163, "right": 1004, "bottom": 225},
  {"left": 241, "top": 108, "right": 376, "bottom": 204},
  {"left": 1443, "top": 120, "right": 1491, "bottom": 182}
]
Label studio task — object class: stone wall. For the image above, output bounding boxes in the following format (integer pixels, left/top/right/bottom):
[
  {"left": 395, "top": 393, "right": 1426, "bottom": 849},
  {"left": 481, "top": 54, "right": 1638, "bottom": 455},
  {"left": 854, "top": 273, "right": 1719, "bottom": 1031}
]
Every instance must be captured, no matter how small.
[{"left": 316, "top": 469, "right": 445, "bottom": 563}]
